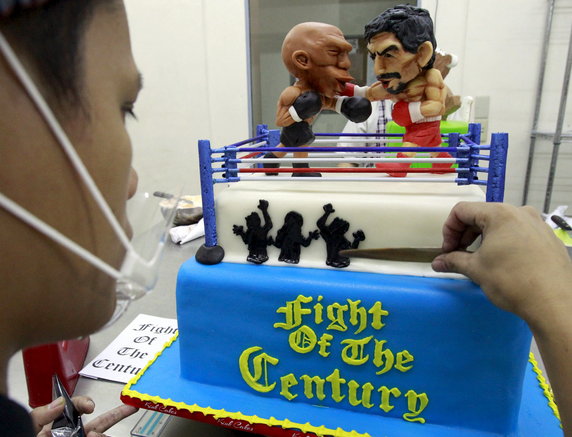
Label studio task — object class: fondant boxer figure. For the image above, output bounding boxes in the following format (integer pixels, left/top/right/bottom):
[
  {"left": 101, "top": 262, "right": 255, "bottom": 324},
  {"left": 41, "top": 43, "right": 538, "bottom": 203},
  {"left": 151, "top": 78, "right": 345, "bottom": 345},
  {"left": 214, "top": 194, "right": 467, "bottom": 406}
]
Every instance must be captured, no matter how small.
[
  {"left": 317, "top": 203, "right": 365, "bottom": 268},
  {"left": 233, "top": 199, "right": 273, "bottom": 264},
  {"left": 265, "top": 22, "right": 372, "bottom": 177},
  {"left": 274, "top": 211, "right": 319, "bottom": 264},
  {"left": 364, "top": 5, "right": 449, "bottom": 177}
]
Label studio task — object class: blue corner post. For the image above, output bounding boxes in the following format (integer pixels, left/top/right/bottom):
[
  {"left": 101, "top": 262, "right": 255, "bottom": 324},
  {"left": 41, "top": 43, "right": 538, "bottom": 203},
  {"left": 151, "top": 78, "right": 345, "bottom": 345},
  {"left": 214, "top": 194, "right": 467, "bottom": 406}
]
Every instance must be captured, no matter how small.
[
  {"left": 223, "top": 147, "right": 237, "bottom": 182},
  {"left": 268, "top": 127, "right": 280, "bottom": 147},
  {"left": 468, "top": 123, "right": 481, "bottom": 146},
  {"left": 256, "top": 123, "right": 268, "bottom": 139},
  {"left": 486, "top": 133, "right": 509, "bottom": 202},
  {"left": 255, "top": 124, "right": 280, "bottom": 147},
  {"left": 196, "top": 139, "right": 224, "bottom": 264},
  {"left": 255, "top": 124, "right": 280, "bottom": 169},
  {"left": 457, "top": 124, "right": 482, "bottom": 187},
  {"left": 450, "top": 132, "right": 469, "bottom": 185},
  {"left": 255, "top": 124, "right": 268, "bottom": 169}
]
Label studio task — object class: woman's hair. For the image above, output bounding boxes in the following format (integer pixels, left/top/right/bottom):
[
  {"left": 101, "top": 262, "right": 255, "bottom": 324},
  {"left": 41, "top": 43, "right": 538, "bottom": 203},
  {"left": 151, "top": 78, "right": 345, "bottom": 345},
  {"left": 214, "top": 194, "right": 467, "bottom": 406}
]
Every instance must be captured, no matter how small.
[{"left": 0, "top": 0, "right": 116, "bottom": 112}]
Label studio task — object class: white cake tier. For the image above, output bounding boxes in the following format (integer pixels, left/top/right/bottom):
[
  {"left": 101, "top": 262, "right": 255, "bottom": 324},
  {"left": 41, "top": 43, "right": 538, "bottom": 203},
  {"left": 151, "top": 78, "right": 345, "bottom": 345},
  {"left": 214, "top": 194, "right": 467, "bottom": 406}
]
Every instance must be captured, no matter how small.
[{"left": 215, "top": 177, "right": 485, "bottom": 278}]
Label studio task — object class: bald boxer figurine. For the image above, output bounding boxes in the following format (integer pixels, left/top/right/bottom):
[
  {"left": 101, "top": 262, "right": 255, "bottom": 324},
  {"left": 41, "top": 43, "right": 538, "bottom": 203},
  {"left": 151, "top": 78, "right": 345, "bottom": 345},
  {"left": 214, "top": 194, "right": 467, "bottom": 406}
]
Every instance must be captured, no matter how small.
[{"left": 265, "top": 22, "right": 372, "bottom": 177}]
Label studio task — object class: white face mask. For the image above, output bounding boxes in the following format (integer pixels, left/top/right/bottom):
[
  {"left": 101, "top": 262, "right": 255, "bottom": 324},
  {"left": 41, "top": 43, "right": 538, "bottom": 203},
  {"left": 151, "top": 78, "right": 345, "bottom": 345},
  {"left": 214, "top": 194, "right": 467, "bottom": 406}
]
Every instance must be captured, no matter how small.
[{"left": 0, "top": 31, "right": 175, "bottom": 326}]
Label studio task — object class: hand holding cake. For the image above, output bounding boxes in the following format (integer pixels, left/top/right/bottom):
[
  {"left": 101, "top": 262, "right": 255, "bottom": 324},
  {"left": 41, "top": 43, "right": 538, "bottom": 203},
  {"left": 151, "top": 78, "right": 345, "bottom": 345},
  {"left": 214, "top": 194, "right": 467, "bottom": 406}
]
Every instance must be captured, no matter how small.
[
  {"left": 432, "top": 201, "right": 572, "bottom": 320},
  {"left": 433, "top": 201, "right": 572, "bottom": 434}
]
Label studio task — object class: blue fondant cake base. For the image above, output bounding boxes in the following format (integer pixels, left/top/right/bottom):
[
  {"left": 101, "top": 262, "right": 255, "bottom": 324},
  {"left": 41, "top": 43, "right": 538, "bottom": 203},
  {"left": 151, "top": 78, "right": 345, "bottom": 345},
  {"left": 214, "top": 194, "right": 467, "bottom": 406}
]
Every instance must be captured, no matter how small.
[
  {"left": 123, "top": 257, "right": 562, "bottom": 436},
  {"left": 174, "top": 260, "right": 538, "bottom": 434},
  {"left": 126, "top": 337, "right": 561, "bottom": 437}
]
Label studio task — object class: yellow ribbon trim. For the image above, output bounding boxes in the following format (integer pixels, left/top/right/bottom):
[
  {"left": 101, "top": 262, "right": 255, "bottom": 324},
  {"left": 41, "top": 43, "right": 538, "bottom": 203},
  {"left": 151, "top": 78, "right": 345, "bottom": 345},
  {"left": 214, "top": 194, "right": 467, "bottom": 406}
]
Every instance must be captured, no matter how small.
[
  {"left": 122, "top": 333, "right": 372, "bottom": 437},
  {"left": 529, "top": 352, "right": 561, "bottom": 425}
]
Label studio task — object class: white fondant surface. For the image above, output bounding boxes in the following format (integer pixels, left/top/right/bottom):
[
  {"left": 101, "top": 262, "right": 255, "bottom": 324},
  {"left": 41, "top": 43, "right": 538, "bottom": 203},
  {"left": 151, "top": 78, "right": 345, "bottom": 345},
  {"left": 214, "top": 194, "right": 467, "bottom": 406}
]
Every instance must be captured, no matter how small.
[{"left": 216, "top": 177, "right": 485, "bottom": 278}]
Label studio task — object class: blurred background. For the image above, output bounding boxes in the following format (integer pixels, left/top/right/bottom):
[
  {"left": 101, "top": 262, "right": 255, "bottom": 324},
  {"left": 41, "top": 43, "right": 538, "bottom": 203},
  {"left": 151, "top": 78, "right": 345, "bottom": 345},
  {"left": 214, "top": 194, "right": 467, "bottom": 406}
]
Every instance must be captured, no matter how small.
[{"left": 125, "top": 0, "right": 571, "bottom": 210}]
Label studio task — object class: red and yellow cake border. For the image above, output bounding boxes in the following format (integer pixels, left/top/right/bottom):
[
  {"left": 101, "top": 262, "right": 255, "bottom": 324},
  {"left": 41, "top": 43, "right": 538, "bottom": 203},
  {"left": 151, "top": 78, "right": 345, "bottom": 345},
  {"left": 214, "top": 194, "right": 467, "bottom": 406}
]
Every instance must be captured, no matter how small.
[
  {"left": 121, "top": 333, "right": 562, "bottom": 436},
  {"left": 121, "top": 333, "right": 372, "bottom": 437},
  {"left": 528, "top": 352, "right": 561, "bottom": 425}
]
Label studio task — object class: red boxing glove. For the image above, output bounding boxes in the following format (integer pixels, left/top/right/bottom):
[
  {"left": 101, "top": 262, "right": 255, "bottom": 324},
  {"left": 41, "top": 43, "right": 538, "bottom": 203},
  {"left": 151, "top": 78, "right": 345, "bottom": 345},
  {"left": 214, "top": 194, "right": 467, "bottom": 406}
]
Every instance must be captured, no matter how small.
[
  {"left": 342, "top": 82, "right": 368, "bottom": 98},
  {"left": 342, "top": 83, "right": 356, "bottom": 96},
  {"left": 392, "top": 101, "right": 423, "bottom": 127}
]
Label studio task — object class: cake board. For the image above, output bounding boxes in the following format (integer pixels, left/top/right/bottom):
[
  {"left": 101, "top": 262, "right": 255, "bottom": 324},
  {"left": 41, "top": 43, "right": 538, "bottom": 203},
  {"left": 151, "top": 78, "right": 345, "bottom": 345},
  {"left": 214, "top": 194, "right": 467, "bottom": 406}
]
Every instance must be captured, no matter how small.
[{"left": 121, "top": 335, "right": 562, "bottom": 437}]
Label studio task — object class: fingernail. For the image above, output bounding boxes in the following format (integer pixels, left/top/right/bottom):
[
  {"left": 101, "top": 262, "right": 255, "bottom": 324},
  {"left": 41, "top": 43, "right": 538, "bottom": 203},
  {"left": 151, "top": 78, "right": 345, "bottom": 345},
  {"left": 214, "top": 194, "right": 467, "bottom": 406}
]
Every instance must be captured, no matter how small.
[
  {"left": 49, "top": 396, "right": 64, "bottom": 409},
  {"left": 431, "top": 257, "right": 445, "bottom": 272}
]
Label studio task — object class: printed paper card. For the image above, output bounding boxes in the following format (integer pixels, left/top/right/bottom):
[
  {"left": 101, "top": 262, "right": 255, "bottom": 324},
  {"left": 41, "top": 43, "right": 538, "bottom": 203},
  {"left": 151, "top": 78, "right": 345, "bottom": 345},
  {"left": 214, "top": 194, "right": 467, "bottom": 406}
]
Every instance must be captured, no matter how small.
[{"left": 80, "top": 313, "right": 178, "bottom": 383}]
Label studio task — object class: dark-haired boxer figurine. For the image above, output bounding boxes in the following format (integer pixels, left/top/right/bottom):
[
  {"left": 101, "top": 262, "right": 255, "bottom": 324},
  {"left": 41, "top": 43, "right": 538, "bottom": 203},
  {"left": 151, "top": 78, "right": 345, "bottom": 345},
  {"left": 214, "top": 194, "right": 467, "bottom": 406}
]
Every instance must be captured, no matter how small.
[
  {"left": 365, "top": 5, "right": 450, "bottom": 177},
  {"left": 264, "top": 22, "right": 372, "bottom": 177},
  {"left": 233, "top": 199, "right": 273, "bottom": 264},
  {"left": 274, "top": 211, "right": 319, "bottom": 264},
  {"left": 317, "top": 203, "right": 365, "bottom": 268}
]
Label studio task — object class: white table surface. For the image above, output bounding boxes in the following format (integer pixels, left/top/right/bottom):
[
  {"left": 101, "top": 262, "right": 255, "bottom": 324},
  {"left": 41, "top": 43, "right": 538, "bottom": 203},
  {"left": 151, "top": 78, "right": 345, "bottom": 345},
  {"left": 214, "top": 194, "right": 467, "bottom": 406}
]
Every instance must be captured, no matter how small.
[{"left": 7, "top": 238, "right": 548, "bottom": 436}]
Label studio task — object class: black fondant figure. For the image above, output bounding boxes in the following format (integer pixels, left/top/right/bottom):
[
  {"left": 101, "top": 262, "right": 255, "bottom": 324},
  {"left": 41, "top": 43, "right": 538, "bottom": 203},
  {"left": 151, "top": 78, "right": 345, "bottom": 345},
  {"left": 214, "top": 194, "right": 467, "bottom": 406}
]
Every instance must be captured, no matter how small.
[
  {"left": 233, "top": 199, "right": 273, "bottom": 264},
  {"left": 274, "top": 211, "right": 319, "bottom": 264},
  {"left": 317, "top": 203, "right": 365, "bottom": 268}
]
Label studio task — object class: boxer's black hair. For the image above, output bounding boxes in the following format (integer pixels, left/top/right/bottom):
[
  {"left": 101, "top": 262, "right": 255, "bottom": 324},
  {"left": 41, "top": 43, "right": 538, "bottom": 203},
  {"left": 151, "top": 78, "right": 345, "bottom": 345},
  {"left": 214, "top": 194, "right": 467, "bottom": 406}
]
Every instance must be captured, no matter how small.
[{"left": 364, "top": 4, "right": 436, "bottom": 70}]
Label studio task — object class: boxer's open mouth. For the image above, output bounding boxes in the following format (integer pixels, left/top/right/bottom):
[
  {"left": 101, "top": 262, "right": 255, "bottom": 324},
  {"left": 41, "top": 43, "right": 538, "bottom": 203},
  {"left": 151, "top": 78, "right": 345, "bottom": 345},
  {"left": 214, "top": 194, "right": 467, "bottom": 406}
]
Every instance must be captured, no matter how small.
[{"left": 377, "top": 73, "right": 401, "bottom": 89}]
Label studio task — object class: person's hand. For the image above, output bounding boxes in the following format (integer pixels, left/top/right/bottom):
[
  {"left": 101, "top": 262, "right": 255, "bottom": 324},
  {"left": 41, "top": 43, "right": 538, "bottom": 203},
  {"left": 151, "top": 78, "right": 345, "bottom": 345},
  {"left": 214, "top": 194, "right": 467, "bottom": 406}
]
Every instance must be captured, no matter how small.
[
  {"left": 31, "top": 395, "right": 138, "bottom": 437},
  {"left": 353, "top": 230, "right": 365, "bottom": 242},
  {"left": 258, "top": 199, "right": 269, "bottom": 211},
  {"left": 323, "top": 203, "right": 334, "bottom": 213},
  {"left": 432, "top": 202, "right": 572, "bottom": 325}
]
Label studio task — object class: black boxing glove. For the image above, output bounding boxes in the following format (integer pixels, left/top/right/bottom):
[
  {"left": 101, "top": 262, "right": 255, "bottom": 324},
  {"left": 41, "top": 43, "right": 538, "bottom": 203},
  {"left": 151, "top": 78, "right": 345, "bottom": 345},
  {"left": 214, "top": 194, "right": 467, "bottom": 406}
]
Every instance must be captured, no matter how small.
[
  {"left": 289, "top": 91, "right": 322, "bottom": 121},
  {"left": 336, "top": 96, "right": 372, "bottom": 123}
]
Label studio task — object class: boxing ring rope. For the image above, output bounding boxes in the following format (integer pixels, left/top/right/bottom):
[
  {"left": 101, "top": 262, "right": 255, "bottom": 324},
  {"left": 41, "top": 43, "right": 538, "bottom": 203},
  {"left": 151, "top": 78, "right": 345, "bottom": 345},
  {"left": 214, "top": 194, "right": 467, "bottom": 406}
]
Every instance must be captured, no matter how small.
[
  {"left": 195, "top": 123, "right": 508, "bottom": 264},
  {"left": 237, "top": 157, "right": 462, "bottom": 163},
  {"left": 312, "top": 138, "right": 405, "bottom": 143}
]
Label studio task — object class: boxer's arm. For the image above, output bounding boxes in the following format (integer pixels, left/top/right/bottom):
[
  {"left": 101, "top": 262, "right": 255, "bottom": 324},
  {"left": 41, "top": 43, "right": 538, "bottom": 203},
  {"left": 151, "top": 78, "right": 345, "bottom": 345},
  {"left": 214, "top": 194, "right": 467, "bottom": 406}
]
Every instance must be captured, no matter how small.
[
  {"left": 275, "top": 87, "right": 302, "bottom": 127},
  {"left": 276, "top": 88, "right": 322, "bottom": 127},
  {"left": 420, "top": 69, "right": 446, "bottom": 118}
]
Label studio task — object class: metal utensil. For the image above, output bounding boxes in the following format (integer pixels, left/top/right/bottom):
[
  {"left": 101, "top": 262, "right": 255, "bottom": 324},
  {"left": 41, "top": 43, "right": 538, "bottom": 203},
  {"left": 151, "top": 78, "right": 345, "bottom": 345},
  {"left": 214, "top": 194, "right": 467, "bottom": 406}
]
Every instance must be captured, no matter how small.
[
  {"left": 550, "top": 215, "right": 572, "bottom": 258},
  {"left": 51, "top": 374, "right": 85, "bottom": 437},
  {"left": 339, "top": 247, "right": 444, "bottom": 263},
  {"left": 551, "top": 215, "right": 572, "bottom": 232}
]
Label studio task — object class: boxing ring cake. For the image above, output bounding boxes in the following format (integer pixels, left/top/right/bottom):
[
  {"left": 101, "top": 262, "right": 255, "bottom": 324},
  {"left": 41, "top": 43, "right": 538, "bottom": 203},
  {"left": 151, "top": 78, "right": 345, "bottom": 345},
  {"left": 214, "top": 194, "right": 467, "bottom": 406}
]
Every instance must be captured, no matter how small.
[{"left": 121, "top": 125, "right": 562, "bottom": 437}]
